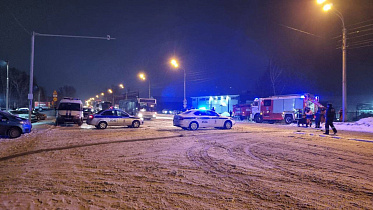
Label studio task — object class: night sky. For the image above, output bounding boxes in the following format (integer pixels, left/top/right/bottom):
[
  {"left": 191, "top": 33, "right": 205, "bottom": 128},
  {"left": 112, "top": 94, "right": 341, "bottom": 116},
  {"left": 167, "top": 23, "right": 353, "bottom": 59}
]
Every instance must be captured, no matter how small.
[{"left": 1, "top": 0, "right": 372, "bottom": 104}]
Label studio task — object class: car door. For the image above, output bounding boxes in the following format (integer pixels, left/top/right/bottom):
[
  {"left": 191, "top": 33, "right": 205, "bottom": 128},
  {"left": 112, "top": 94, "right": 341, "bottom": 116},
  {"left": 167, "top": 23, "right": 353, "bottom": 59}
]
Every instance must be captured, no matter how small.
[
  {"left": 206, "top": 110, "right": 220, "bottom": 127},
  {"left": 194, "top": 110, "right": 209, "bottom": 128},
  {"left": 101, "top": 110, "right": 118, "bottom": 126},
  {"left": 119, "top": 111, "right": 131, "bottom": 126},
  {"left": 0, "top": 113, "right": 10, "bottom": 135}
]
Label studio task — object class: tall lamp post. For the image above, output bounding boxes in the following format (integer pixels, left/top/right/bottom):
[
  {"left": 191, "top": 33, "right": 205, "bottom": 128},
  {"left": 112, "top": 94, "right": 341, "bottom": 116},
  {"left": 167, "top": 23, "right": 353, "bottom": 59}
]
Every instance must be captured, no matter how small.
[
  {"left": 138, "top": 73, "right": 151, "bottom": 98},
  {"left": 317, "top": 0, "right": 347, "bottom": 122},
  {"left": 28, "top": 31, "right": 115, "bottom": 123},
  {"left": 108, "top": 89, "right": 114, "bottom": 106},
  {"left": 170, "top": 59, "right": 187, "bottom": 109},
  {"left": 0, "top": 60, "right": 9, "bottom": 111}
]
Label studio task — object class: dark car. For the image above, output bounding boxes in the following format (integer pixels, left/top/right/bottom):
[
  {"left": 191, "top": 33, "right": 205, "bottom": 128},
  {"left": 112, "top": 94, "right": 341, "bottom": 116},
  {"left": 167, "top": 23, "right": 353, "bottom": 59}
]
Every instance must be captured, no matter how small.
[
  {"left": 83, "top": 108, "right": 93, "bottom": 120},
  {"left": 0, "top": 111, "right": 32, "bottom": 138},
  {"left": 32, "top": 109, "right": 47, "bottom": 120}
]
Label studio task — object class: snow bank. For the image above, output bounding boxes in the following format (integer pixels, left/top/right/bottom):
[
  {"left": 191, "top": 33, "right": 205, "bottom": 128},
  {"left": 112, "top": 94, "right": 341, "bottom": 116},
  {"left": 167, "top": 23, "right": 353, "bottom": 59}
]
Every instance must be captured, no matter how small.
[{"left": 334, "top": 117, "right": 373, "bottom": 133}]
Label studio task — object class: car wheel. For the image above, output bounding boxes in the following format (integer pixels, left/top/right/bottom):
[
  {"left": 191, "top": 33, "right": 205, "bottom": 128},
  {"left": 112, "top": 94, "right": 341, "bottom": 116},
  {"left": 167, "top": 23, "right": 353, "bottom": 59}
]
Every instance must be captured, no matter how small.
[
  {"left": 132, "top": 120, "right": 140, "bottom": 128},
  {"left": 98, "top": 122, "right": 107, "bottom": 129},
  {"left": 77, "top": 120, "right": 83, "bottom": 126},
  {"left": 255, "top": 114, "right": 263, "bottom": 123},
  {"left": 189, "top": 122, "right": 199, "bottom": 130},
  {"left": 284, "top": 115, "right": 293, "bottom": 124},
  {"left": 8, "top": 127, "right": 22, "bottom": 138},
  {"left": 224, "top": 121, "right": 232, "bottom": 129}
]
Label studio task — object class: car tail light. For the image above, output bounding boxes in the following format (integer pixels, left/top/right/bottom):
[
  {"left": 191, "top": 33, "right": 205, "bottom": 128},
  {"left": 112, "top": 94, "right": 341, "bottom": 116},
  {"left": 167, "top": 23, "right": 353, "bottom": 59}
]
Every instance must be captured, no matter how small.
[{"left": 88, "top": 115, "right": 94, "bottom": 119}]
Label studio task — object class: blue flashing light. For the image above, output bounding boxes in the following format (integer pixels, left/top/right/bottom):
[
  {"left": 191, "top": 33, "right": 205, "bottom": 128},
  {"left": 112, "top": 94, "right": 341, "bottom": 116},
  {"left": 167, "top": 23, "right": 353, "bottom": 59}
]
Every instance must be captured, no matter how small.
[
  {"left": 198, "top": 107, "right": 207, "bottom": 110},
  {"left": 300, "top": 95, "right": 305, "bottom": 99}
]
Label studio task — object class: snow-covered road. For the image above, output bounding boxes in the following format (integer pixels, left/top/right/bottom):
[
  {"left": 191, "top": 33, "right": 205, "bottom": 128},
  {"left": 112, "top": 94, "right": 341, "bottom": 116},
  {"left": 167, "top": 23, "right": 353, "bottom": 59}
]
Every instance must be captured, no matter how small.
[{"left": 0, "top": 119, "right": 372, "bottom": 209}]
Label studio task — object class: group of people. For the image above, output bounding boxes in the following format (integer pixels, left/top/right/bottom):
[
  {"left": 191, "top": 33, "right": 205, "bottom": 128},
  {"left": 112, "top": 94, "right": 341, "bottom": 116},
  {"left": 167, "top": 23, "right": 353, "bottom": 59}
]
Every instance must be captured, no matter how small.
[{"left": 298, "top": 103, "right": 338, "bottom": 135}]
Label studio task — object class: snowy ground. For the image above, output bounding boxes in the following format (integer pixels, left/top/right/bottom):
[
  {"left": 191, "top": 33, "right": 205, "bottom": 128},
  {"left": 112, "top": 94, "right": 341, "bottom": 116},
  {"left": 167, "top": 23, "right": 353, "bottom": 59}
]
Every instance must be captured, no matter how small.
[{"left": 0, "top": 117, "right": 372, "bottom": 209}]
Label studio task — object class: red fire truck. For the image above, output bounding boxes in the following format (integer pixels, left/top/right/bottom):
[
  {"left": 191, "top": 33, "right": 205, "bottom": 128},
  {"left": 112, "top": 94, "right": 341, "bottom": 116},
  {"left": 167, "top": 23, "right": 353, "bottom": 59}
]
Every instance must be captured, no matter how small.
[
  {"left": 252, "top": 93, "right": 324, "bottom": 124},
  {"left": 233, "top": 104, "right": 252, "bottom": 120}
]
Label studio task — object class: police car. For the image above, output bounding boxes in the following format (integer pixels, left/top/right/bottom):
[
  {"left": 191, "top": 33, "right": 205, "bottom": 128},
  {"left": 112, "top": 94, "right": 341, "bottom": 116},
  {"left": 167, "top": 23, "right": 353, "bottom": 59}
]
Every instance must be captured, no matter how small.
[
  {"left": 173, "top": 109, "right": 235, "bottom": 130},
  {"left": 86, "top": 108, "right": 143, "bottom": 129}
]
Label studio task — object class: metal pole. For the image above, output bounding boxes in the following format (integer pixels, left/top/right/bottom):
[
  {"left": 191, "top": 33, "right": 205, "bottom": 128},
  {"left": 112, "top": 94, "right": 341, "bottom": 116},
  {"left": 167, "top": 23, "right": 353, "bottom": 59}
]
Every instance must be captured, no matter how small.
[
  {"left": 148, "top": 79, "right": 151, "bottom": 98},
  {"left": 38, "top": 89, "right": 41, "bottom": 109},
  {"left": 183, "top": 68, "right": 187, "bottom": 109},
  {"left": 342, "top": 26, "right": 347, "bottom": 122},
  {"left": 6, "top": 61, "right": 9, "bottom": 111},
  {"left": 28, "top": 31, "right": 35, "bottom": 123}
]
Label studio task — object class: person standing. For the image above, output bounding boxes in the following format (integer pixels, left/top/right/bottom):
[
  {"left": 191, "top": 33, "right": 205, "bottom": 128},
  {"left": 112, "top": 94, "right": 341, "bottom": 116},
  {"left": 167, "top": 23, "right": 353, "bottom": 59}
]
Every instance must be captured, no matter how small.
[
  {"left": 339, "top": 108, "right": 343, "bottom": 121},
  {"left": 315, "top": 109, "right": 322, "bottom": 128},
  {"left": 324, "top": 103, "right": 337, "bottom": 135},
  {"left": 305, "top": 107, "right": 313, "bottom": 127}
]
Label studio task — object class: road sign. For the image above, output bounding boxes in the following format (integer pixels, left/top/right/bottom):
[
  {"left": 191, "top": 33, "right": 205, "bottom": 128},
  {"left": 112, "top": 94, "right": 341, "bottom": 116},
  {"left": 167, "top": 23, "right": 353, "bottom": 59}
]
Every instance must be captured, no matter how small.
[
  {"left": 53, "top": 90, "right": 58, "bottom": 98},
  {"left": 53, "top": 97, "right": 57, "bottom": 102}
]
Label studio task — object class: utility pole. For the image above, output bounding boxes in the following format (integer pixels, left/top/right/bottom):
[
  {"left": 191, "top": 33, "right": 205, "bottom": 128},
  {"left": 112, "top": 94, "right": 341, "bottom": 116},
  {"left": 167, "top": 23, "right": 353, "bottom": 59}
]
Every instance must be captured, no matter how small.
[
  {"left": 28, "top": 32, "right": 115, "bottom": 122},
  {"left": 6, "top": 61, "right": 9, "bottom": 111}
]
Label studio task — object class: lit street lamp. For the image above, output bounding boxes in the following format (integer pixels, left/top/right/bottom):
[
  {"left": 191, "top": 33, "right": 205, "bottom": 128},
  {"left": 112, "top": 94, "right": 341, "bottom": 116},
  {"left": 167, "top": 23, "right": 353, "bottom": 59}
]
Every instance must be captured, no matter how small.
[
  {"left": 0, "top": 60, "right": 9, "bottom": 111},
  {"left": 317, "top": 0, "right": 347, "bottom": 122},
  {"left": 138, "top": 73, "right": 151, "bottom": 98},
  {"left": 170, "top": 59, "right": 187, "bottom": 109}
]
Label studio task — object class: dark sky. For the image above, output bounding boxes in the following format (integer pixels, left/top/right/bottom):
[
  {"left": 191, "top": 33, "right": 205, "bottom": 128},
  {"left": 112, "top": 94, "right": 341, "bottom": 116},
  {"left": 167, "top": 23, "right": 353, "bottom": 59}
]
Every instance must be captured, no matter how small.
[{"left": 0, "top": 0, "right": 372, "bottom": 102}]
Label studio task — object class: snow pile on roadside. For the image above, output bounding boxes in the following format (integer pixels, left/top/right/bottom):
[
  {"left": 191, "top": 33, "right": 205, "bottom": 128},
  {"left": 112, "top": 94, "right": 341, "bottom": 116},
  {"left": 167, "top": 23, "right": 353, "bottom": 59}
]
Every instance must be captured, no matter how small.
[{"left": 334, "top": 117, "right": 373, "bottom": 133}]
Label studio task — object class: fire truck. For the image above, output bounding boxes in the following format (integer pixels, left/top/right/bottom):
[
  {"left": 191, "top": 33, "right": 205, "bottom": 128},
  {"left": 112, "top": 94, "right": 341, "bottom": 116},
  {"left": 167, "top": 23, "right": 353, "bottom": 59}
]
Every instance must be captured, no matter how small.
[
  {"left": 252, "top": 93, "right": 324, "bottom": 124},
  {"left": 233, "top": 104, "right": 252, "bottom": 120}
]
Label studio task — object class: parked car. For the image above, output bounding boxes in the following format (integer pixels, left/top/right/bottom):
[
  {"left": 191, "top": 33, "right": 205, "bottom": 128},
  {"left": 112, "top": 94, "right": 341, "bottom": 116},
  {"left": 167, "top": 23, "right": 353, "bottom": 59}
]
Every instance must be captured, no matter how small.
[
  {"left": 83, "top": 107, "right": 93, "bottom": 120},
  {"left": 0, "top": 110, "right": 32, "bottom": 138},
  {"left": 7, "top": 110, "right": 38, "bottom": 123},
  {"left": 173, "top": 109, "right": 235, "bottom": 130},
  {"left": 86, "top": 108, "right": 143, "bottom": 129},
  {"left": 32, "top": 109, "right": 47, "bottom": 120}
]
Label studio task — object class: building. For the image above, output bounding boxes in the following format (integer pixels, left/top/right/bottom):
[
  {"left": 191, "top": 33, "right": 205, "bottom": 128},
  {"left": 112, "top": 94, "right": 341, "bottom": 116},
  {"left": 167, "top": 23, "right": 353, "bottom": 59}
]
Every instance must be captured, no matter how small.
[{"left": 191, "top": 95, "right": 239, "bottom": 114}]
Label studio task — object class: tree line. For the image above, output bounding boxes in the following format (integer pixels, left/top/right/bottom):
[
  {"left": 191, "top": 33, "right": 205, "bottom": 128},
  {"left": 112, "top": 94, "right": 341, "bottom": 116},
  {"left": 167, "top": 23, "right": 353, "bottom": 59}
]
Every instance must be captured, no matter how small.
[{"left": 0, "top": 66, "right": 76, "bottom": 109}]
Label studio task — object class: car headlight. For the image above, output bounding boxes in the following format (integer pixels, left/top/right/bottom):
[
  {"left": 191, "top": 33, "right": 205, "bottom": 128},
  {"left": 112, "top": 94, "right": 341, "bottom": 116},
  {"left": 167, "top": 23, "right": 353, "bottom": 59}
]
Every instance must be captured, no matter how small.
[
  {"left": 138, "top": 113, "right": 143, "bottom": 118},
  {"left": 153, "top": 114, "right": 156, "bottom": 118},
  {"left": 20, "top": 120, "right": 26, "bottom": 124}
]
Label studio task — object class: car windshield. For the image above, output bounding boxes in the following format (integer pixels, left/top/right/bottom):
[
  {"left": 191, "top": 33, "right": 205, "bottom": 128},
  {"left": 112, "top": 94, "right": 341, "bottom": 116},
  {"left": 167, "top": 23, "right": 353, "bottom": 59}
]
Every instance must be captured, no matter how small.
[{"left": 58, "top": 103, "right": 81, "bottom": 111}]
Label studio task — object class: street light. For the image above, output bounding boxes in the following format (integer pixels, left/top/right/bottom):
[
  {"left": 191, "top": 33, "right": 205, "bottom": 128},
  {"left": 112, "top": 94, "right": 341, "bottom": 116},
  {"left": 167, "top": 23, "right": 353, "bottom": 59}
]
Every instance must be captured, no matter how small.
[
  {"left": 170, "top": 59, "right": 187, "bottom": 109},
  {"left": 317, "top": 1, "right": 347, "bottom": 122},
  {"left": 108, "top": 88, "right": 114, "bottom": 106},
  {"left": 119, "top": 84, "right": 124, "bottom": 89},
  {"left": 0, "top": 60, "right": 9, "bottom": 111},
  {"left": 138, "top": 72, "right": 151, "bottom": 98}
]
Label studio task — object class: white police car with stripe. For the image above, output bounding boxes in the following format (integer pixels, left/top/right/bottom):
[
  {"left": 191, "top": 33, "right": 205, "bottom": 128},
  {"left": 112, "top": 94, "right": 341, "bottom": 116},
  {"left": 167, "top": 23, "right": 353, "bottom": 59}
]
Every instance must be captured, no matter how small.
[
  {"left": 173, "top": 109, "right": 235, "bottom": 130},
  {"left": 86, "top": 109, "right": 143, "bottom": 129}
]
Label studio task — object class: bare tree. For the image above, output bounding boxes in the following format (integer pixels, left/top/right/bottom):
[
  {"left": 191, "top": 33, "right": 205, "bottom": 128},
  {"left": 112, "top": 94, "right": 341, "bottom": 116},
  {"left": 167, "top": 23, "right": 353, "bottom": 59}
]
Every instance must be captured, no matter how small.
[
  {"left": 57, "top": 85, "right": 76, "bottom": 100},
  {"left": 10, "top": 69, "right": 30, "bottom": 107},
  {"left": 268, "top": 59, "right": 283, "bottom": 96}
]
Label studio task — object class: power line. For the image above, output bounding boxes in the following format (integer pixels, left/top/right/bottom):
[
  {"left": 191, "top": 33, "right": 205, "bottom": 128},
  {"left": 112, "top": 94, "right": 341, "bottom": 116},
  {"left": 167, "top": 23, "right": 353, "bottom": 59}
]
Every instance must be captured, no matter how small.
[
  {"left": 348, "top": 38, "right": 373, "bottom": 45},
  {"left": 5, "top": 4, "right": 31, "bottom": 35},
  {"left": 348, "top": 23, "right": 373, "bottom": 31},
  {"left": 348, "top": 28, "right": 373, "bottom": 35},
  {"left": 278, "top": 24, "right": 324, "bottom": 39},
  {"left": 346, "top": 18, "right": 373, "bottom": 27},
  {"left": 345, "top": 44, "right": 373, "bottom": 50}
]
